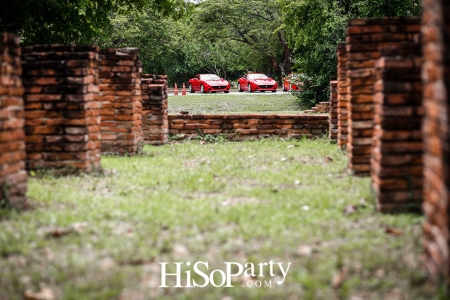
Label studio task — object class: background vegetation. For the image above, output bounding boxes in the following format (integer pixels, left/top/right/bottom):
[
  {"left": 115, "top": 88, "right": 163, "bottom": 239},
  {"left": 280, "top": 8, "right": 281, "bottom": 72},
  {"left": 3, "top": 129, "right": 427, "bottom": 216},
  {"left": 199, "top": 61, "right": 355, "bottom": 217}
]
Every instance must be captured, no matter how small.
[{"left": 0, "top": 0, "right": 421, "bottom": 106}]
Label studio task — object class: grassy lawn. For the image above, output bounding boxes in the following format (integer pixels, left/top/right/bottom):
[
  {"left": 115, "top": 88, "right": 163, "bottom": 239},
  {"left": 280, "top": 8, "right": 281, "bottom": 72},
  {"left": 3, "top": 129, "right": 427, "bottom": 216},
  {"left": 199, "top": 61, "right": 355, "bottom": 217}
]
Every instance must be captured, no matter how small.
[
  {"left": 0, "top": 138, "right": 434, "bottom": 299},
  {"left": 168, "top": 93, "right": 305, "bottom": 115}
]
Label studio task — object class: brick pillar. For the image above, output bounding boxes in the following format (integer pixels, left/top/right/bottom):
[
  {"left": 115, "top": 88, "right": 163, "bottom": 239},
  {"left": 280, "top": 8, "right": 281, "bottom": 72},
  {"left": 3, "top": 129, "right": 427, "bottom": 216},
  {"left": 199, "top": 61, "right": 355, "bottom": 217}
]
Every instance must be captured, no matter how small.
[
  {"left": 421, "top": 0, "right": 450, "bottom": 284},
  {"left": 22, "top": 45, "right": 101, "bottom": 173},
  {"left": 346, "top": 18, "right": 421, "bottom": 175},
  {"left": 0, "top": 33, "right": 27, "bottom": 208},
  {"left": 329, "top": 79, "right": 338, "bottom": 140},
  {"left": 98, "top": 48, "right": 143, "bottom": 155},
  {"left": 141, "top": 74, "right": 168, "bottom": 145},
  {"left": 337, "top": 44, "right": 349, "bottom": 148},
  {"left": 371, "top": 55, "right": 423, "bottom": 213}
]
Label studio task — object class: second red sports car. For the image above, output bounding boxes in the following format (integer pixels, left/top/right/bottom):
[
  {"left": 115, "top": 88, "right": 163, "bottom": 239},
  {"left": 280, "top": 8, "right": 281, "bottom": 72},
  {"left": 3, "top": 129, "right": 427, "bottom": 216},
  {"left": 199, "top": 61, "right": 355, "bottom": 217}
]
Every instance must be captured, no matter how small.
[
  {"left": 188, "top": 74, "right": 230, "bottom": 93},
  {"left": 283, "top": 73, "right": 301, "bottom": 92},
  {"left": 237, "top": 73, "right": 278, "bottom": 93}
]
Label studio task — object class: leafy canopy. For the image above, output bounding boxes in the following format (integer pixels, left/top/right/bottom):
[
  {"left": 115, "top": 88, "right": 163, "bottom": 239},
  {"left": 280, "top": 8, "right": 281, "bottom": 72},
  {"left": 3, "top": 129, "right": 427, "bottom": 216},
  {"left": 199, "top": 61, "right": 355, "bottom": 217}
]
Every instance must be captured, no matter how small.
[
  {"left": 279, "top": 0, "right": 421, "bottom": 106},
  {"left": 0, "top": 0, "right": 185, "bottom": 44}
]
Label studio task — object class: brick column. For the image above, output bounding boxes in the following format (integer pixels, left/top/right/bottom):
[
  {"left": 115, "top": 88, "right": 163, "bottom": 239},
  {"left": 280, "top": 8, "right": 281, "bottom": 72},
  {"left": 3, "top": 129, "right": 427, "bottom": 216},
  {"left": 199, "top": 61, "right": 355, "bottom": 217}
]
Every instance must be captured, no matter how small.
[
  {"left": 421, "top": 0, "right": 450, "bottom": 284},
  {"left": 371, "top": 56, "right": 423, "bottom": 213},
  {"left": 22, "top": 45, "right": 101, "bottom": 173},
  {"left": 98, "top": 48, "right": 143, "bottom": 155},
  {"left": 0, "top": 33, "right": 27, "bottom": 208},
  {"left": 329, "top": 79, "right": 338, "bottom": 140},
  {"left": 346, "top": 18, "right": 421, "bottom": 175},
  {"left": 337, "top": 44, "right": 349, "bottom": 148},
  {"left": 141, "top": 74, "right": 168, "bottom": 145}
]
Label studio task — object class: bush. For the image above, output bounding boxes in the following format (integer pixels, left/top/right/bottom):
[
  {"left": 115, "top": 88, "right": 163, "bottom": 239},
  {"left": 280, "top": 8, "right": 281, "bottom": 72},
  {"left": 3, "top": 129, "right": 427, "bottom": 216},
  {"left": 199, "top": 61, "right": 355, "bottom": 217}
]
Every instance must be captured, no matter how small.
[{"left": 287, "top": 73, "right": 330, "bottom": 108}]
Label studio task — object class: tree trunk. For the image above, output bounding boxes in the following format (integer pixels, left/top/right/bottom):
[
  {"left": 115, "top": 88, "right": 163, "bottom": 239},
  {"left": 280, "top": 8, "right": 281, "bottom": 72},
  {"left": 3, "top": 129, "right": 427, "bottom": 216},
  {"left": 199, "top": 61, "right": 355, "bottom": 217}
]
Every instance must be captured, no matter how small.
[
  {"left": 269, "top": 55, "right": 283, "bottom": 84},
  {"left": 278, "top": 30, "right": 292, "bottom": 75}
]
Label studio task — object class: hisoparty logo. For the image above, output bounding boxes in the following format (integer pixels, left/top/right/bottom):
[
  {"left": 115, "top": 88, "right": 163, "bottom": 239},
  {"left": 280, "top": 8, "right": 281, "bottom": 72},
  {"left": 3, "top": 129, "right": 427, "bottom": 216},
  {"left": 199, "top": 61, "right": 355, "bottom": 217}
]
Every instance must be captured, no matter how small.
[{"left": 159, "top": 260, "right": 291, "bottom": 288}]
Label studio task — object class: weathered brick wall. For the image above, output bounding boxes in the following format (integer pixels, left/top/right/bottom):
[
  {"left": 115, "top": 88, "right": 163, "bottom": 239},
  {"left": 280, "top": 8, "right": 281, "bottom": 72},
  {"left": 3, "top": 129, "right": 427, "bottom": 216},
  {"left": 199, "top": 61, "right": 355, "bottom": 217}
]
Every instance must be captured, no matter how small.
[
  {"left": 337, "top": 44, "right": 349, "bottom": 148},
  {"left": 0, "top": 33, "right": 27, "bottom": 208},
  {"left": 346, "top": 18, "right": 421, "bottom": 175},
  {"left": 22, "top": 45, "right": 101, "bottom": 172},
  {"left": 305, "top": 102, "right": 330, "bottom": 113},
  {"left": 98, "top": 48, "right": 143, "bottom": 155},
  {"left": 329, "top": 80, "right": 338, "bottom": 140},
  {"left": 421, "top": 0, "right": 450, "bottom": 284},
  {"left": 371, "top": 56, "right": 423, "bottom": 213},
  {"left": 169, "top": 114, "right": 328, "bottom": 140},
  {"left": 141, "top": 74, "right": 168, "bottom": 145}
]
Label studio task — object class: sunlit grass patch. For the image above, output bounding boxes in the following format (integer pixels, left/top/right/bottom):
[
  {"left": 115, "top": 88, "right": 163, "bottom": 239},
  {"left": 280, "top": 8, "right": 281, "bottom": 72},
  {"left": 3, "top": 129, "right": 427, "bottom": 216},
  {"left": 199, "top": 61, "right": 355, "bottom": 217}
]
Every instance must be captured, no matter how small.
[{"left": 168, "top": 93, "right": 305, "bottom": 114}]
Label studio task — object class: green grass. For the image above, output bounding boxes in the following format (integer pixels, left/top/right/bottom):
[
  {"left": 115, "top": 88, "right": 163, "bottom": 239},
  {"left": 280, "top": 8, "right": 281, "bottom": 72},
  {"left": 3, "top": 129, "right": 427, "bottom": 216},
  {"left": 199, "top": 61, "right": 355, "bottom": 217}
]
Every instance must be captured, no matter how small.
[
  {"left": 0, "top": 138, "right": 435, "bottom": 299},
  {"left": 168, "top": 93, "right": 306, "bottom": 115}
]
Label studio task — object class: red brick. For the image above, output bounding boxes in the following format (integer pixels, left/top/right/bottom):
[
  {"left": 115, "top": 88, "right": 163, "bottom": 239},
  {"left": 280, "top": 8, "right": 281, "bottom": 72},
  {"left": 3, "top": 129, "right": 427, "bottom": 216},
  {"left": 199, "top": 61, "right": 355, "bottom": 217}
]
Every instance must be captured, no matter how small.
[
  {"left": 22, "top": 44, "right": 102, "bottom": 173},
  {"left": 0, "top": 33, "right": 27, "bottom": 208}
]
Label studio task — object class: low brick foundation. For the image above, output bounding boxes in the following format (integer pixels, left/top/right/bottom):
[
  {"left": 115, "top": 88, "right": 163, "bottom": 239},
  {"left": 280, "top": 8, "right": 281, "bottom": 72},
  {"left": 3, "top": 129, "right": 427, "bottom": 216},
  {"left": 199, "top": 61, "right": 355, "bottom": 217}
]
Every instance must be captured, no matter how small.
[
  {"left": 141, "top": 74, "right": 168, "bottom": 145},
  {"left": 22, "top": 45, "right": 102, "bottom": 172},
  {"left": 371, "top": 56, "right": 423, "bottom": 213},
  {"left": 421, "top": 0, "right": 450, "bottom": 284},
  {"left": 169, "top": 114, "right": 328, "bottom": 140},
  {"left": 0, "top": 33, "right": 27, "bottom": 208},
  {"left": 346, "top": 17, "right": 421, "bottom": 175},
  {"left": 308, "top": 102, "right": 330, "bottom": 113},
  {"left": 329, "top": 80, "right": 338, "bottom": 140},
  {"left": 98, "top": 48, "right": 143, "bottom": 155},
  {"left": 337, "top": 44, "right": 349, "bottom": 148}
]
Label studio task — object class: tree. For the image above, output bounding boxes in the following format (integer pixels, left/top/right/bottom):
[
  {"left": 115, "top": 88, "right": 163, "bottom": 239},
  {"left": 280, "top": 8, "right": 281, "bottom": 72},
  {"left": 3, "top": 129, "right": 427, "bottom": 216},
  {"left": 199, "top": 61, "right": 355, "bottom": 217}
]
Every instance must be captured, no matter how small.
[
  {"left": 194, "top": 0, "right": 292, "bottom": 84},
  {"left": 278, "top": 0, "right": 421, "bottom": 107},
  {"left": 0, "top": 0, "right": 185, "bottom": 45},
  {"left": 94, "top": 1, "right": 198, "bottom": 85},
  {"left": 97, "top": 6, "right": 175, "bottom": 74}
]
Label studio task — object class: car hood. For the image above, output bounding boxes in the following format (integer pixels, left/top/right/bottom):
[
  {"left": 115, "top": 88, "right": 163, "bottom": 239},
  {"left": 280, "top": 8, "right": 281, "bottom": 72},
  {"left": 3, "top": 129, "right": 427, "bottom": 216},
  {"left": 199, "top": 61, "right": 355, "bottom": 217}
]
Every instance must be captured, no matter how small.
[
  {"left": 250, "top": 78, "right": 276, "bottom": 84},
  {"left": 204, "top": 79, "right": 228, "bottom": 85}
]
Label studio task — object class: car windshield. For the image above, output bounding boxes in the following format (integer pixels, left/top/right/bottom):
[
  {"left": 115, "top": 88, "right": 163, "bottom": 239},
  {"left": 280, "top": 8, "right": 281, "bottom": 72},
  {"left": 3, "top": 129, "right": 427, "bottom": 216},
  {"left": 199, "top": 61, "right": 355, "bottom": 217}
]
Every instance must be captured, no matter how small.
[
  {"left": 200, "top": 74, "right": 220, "bottom": 80},
  {"left": 248, "top": 74, "right": 269, "bottom": 80}
]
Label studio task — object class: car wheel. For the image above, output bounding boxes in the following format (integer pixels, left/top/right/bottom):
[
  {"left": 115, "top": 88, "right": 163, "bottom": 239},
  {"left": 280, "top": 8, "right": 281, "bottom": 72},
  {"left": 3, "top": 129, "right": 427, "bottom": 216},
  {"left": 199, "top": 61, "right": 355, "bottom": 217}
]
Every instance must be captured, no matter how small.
[
  {"left": 237, "top": 83, "right": 243, "bottom": 92},
  {"left": 247, "top": 83, "right": 253, "bottom": 93},
  {"left": 272, "top": 90, "right": 277, "bottom": 93},
  {"left": 201, "top": 84, "right": 206, "bottom": 93},
  {"left": 189, "top": 84, "right": 195, "bottom": 93},
  {"left": 224, "top": 90, "right": 230, "bottom": 93}
]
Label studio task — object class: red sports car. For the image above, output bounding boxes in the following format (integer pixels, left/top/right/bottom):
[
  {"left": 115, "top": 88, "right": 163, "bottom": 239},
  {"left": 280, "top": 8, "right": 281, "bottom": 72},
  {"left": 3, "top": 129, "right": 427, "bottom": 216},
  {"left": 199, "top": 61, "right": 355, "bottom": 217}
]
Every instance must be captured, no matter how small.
[
  {"left": 188, "top": 74, "right": 230, "bottom": 93},
  {"left": 237, "top": 73, "right": 278, "bottom": 93},
  {"left": 283, "top": 73, "right": 301, "bottom": 92}
]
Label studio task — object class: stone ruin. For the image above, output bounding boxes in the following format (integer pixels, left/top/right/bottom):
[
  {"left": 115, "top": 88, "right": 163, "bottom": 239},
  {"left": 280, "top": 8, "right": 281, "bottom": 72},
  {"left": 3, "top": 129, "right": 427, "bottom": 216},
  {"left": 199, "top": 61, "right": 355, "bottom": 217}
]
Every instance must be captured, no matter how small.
[
  {"left": 0, "top": 0, "right": 450, "bottom": 286},
  {"left": 98, "top": 48, "right": 143, "bottom": 155},
  {"left": 334, "top": 13, "right": 449, "bottom": 285},
  {"left": 141, "top": 74, "right": 169, "bottom": 145},
  {"left": 22, "top": 45, "right": 102, "bottom": 172},
  {"left": 0, "top": 33, "right": 27, "bottom": 208}
]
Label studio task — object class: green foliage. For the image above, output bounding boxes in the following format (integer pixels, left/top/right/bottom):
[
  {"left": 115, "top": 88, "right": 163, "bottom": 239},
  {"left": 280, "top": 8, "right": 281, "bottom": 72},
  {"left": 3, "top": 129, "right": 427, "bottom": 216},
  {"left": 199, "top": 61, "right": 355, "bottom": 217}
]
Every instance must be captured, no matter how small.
[
  {"left": 0, "top": 0, "right": 421, "bottom": 98},
  {"left": 193, "top": 0, "right": 291, "bottom": 83},
  {"left": 196, "top": 133, "right": 229, "bottom": 143},
  {"left": 289, "top": 73, "right": 331, "bottom": 108},
  {"left": 96, "top": 6, "right": 173, "bottom": 74},
  {"left": 0, "top": 0, "right": 150, "bottom": 44},
  {"left": 0, "top": 0, "right": 190, "bottom": 45},
  {"left": 278, "top": 0, "right": 421, "bottom": 107},
  {"left": 180, "top": 38, "right": 263, "bottom": 80}
]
